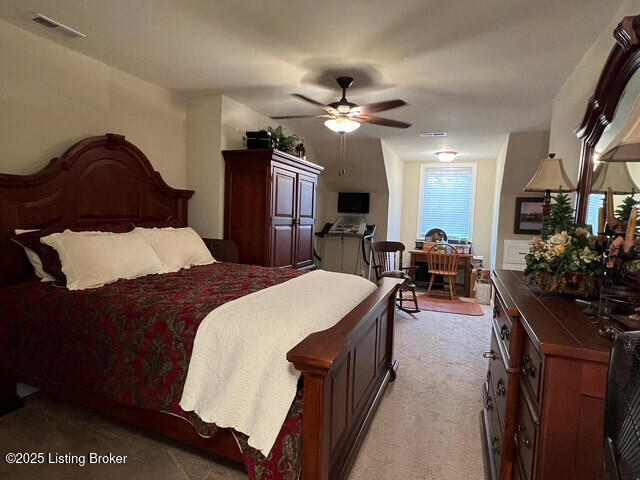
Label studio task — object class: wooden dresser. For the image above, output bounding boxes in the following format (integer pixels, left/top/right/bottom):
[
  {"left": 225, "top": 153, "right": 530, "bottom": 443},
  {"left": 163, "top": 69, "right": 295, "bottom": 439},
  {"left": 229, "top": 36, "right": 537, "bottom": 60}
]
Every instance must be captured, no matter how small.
[
  {"left": 482, "top": 270, "right": 612, "bottom": 480},
  {"left": 222, "top": 149, "right": 323, "bottom": 269}
]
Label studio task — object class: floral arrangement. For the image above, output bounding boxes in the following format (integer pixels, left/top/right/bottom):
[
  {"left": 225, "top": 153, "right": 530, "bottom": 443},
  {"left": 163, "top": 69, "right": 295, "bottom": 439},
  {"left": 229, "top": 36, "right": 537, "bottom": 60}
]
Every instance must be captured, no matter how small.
[
  {"left": 266, "top": 126, "right": 303, "bottom": 155},
  {"left": 525, "top": 229, "right": 600, "bottom": 277},
  {"left": 524, "top": 193, "right": 601, "bottom": 297}
]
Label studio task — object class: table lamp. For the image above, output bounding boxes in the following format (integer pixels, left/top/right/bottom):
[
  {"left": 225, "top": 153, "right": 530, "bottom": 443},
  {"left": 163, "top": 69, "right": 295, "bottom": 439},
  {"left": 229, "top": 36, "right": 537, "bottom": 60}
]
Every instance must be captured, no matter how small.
[
  {"left": 524, "top": 153, "right": 576, "bottom": 216},
  {"left": 599, "top": 143, "right": 640, "bottom": 163}
]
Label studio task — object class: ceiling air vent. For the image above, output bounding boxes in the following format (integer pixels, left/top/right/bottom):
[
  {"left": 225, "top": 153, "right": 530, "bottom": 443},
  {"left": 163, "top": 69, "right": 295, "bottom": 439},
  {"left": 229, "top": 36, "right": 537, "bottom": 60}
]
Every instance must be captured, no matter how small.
[
  {"left": 31, "top": 14, "right": 86, "bottom": 38},
  {"left": 420, "top": 132, "right": 447, "bottom": 137}
]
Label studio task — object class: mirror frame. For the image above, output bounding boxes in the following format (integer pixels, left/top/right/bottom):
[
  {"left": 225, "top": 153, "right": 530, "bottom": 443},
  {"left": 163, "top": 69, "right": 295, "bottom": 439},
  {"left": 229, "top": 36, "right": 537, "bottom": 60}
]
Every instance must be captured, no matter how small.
[{"left": 575, "top": 15, "right": 640, "bottom": 222}]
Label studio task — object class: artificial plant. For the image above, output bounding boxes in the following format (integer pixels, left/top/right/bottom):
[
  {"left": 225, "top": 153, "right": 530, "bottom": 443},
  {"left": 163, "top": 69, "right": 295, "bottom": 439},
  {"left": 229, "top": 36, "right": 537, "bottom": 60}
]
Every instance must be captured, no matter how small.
[
  {"left": 616, "top": 195, "right": 640, "bottom": 234},
  {"left": 541, "top": 192, "right": 575, "bottom": 240},
  {"left": 266, "top": 126, "right": 302, "bottom": 154}
]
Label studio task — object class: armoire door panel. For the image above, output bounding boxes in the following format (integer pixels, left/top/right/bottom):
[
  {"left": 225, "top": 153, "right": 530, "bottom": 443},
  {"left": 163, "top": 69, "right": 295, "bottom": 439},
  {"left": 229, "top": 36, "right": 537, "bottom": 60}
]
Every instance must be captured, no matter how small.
[
  {"left": 295, "top": 173, "right": 317, "bottom": 268},
  {"left": 272, "top": 225, "right": 294, "bottom": 268},
  {"left": 295, "top": 224, "right": 314, "bottom": 268},
  {"left": 273, "top": 167, "right": 296, "bottom": 219},
  {"left": 298, "top": 174, "right": 316, "bottom": 221}
]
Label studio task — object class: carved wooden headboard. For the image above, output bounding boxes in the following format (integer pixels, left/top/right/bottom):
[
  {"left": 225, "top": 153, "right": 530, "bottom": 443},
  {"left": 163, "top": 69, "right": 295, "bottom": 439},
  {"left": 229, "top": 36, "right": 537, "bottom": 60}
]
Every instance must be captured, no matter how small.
[{"left": 0, "top": 133, "right": 194, "bottom": 287}]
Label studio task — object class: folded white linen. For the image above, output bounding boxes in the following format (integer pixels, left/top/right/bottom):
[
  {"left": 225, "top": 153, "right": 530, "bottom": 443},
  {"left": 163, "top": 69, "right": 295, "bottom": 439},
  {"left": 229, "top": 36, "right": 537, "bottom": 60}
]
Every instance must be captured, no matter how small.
[{"left": 179, "top": 269, "right": 377, "bottom": 456}]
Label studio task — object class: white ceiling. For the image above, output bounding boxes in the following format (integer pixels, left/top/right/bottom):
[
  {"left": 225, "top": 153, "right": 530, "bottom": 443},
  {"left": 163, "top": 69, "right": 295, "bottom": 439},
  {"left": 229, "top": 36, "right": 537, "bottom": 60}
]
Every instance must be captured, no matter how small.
[{"left": 0, "top": 0, "right": 624, "bottom": 161}]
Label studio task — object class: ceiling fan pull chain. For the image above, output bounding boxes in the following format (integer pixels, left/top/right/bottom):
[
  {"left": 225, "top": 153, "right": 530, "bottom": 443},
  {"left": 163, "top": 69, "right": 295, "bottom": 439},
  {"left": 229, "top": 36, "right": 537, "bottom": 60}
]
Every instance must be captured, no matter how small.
[
  {"left": 338, "top": 134, "right": 347, "bottom": 177},
  {"left": 343, "top": 134, "right": 347, "bottom": 176}
]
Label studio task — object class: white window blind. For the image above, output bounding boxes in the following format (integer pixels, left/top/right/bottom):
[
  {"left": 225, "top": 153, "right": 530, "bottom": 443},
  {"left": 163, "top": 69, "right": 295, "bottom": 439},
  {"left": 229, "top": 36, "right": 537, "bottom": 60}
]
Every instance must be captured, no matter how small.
[
  {"left": 586, "top": 193, "right": 604, "bottom": 233},
  {"left": 418, "top": 165, "right": 475, "bottom": 240}
]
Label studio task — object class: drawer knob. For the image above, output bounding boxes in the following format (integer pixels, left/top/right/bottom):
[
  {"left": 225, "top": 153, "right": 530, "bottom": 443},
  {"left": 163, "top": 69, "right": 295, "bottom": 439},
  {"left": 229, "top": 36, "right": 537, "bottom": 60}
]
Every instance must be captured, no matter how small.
[
  {"left": 483, "top": 351, "right": 496, "bottom": 360},
  {"left": 522, "top": 355, "right": 537, "bottom": 377},
  {"left": 500, "top": 324, "right": 510, "bottom": 341},
  {"left": 515, "top": 424, "right": 531, "bottom": 449},
  {"left": 491, "top": 435, "right": 501, "bottom": 455},
  {"left": 496, "top": 378, "right": 506, "bottom": 396},
  {"left": 485, "top": 395, "right": 493, "bottom": 410},
  {"left": 493, "top": 306, "right": 499, "bottom": 319}
]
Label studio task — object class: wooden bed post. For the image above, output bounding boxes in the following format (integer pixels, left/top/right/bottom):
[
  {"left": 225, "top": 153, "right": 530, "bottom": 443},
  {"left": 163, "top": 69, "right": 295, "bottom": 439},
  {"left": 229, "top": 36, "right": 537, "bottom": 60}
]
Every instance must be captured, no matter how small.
[
  {"left": 299, "top": 371, "right": 332, "bottom": 480},
  {"left": 0, "top": 373, "right": 23, "bottom": 416},
  {"left": 288, "top": 278, "right": 402, "bottom": 480}
]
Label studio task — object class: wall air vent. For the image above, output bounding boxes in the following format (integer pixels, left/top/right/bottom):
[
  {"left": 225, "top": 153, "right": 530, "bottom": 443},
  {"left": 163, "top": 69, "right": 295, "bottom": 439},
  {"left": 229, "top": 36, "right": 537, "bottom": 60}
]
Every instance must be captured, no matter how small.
[
  {"left": 420, "top": 132, "right": 447, "bottom": 137},
  {"left": 31, "top": 14, "right": 86, "bottom": 38}
]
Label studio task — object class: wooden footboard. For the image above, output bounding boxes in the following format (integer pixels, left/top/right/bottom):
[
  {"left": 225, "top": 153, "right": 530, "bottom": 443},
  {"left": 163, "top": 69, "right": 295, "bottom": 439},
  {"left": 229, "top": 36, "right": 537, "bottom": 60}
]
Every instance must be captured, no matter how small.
[
  {"left": 288, "top": 277, "right": 402, "bottom": 480},
  {"left": 0, "top": 277, "right": 401, "bottom": 480}
]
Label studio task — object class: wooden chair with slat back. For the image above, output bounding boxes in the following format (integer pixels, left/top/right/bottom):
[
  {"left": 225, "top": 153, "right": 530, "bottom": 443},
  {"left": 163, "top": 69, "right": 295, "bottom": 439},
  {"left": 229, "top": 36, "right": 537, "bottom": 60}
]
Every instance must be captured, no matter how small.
[
  {"left": 371, "top": 241, "right": 419, "bottom": 314},
  {"left": 425, "top": 244, "right": 460, "bottom": 300}
]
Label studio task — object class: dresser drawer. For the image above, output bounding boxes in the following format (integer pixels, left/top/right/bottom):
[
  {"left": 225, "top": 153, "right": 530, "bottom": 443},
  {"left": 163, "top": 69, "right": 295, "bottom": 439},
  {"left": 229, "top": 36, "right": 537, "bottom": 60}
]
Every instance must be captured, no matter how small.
[
  {"left": 521, "top": 336, "right": 542, "bottom": 401},
  {"left": 483, "top": 381, "right": 503, "bottom": 476},
  {"left": 487, "top": 327, "right": 508, "bottom": 382},
  {"left": 515, "top": 388, "right": 538, "bottom": 480},
  {"left": 493, "top": 293, "right": 512, "bottom": 362},
  {"left": 491, "top": 350, "right": 509, "bottom": 429},
  {"left": 489, "top": 330, "right": 509, "bottom": 428}
]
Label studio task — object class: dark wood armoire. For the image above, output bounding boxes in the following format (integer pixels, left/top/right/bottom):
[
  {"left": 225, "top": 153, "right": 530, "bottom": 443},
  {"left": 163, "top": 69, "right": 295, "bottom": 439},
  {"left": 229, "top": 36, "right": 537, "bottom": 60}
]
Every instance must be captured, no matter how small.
[{"left": 222, "top": 149, "right": 323, "bottom": 269}]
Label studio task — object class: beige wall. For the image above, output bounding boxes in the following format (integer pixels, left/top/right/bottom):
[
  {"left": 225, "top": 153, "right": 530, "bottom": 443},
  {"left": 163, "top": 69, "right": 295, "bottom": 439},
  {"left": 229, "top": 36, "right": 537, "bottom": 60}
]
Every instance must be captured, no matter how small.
[
  {"left": 186, "top": 95, "right": 223, "bottom": 237},
  {"left": 312, "top": 138, "right": 401, "bottom": 274},
  {"left": 400, "top": 159, "right": 497, "bottom": 267},
  {"left": 493, "top": 131, "right": 550, "bottom": 268},
  {"left": 490, "top": 137, "right": 509, "bottom": 268},
  {"left": 0, "top": 19, "right": 186, "bottom": 188},
  {"left": 381, "top": 140, "right": 405, "bottom": 241},
  {"left": 317, "top": 191, "right": 389, "bottom": 275},
  {"left": 186, "top": 93, "right": 316, "bottom": 237},
  {"left": 549, "top": 0, "right": 640, "bottom": 182}
]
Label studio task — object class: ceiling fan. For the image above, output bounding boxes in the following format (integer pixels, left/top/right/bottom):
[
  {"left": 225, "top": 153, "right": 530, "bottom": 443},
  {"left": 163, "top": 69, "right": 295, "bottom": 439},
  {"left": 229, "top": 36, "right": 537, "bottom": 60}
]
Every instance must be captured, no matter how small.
[{"left": 271, "top": 76, "right": 411, "bottom": 133}]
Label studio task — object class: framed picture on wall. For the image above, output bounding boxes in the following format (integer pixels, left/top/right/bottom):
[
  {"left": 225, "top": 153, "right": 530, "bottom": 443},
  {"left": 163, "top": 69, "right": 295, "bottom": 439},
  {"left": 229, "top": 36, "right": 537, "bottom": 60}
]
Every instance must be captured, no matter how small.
[{"left": 514, "top": 197, "right": 545, "bottom": 234}]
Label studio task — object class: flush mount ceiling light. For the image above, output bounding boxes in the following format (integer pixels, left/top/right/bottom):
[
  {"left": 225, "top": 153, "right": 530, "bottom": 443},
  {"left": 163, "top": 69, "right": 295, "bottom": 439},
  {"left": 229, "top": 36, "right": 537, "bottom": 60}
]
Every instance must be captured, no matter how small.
[
  {"left": 324, "top": 116, "right": 361, "bottom": 134},
  {"left": 435, "top": 151, "right": 457, "bottom": 162}
]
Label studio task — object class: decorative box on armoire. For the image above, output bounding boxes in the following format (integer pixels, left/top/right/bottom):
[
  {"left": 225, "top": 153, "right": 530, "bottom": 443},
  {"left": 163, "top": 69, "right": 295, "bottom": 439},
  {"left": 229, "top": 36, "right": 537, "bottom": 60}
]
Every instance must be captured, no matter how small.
[{"left": 222, "top": 149, "right": 323, "bottom": 269}]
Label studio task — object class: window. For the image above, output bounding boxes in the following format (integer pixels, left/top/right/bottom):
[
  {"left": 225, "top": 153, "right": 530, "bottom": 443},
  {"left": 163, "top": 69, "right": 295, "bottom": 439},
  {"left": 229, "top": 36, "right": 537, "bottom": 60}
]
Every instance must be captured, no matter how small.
[
  {"left": 417, "top": 164, "right": 476, "bottom": 240},
  {"left": 586, "top": 193, "right": 604, "bottom": 233}
]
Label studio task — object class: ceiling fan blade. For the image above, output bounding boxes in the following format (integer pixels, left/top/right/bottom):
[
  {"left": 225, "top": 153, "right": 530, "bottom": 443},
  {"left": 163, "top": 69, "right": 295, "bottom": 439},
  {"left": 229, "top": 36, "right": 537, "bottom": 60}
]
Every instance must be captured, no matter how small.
[
  {"left": 270, "top": 114, "right": 331, "bottom": 119},
  {"left": 358, "top": 99, "right": 407, "bottom": 114},
  {"left": 291, "top": 93, "right": 338, "bottom": 115},
  {"left": 291, "top": 93, "right": 326, "bottom": 108},
  {"left": 357, "top": 115, "right": 412, "bottom": 129}
]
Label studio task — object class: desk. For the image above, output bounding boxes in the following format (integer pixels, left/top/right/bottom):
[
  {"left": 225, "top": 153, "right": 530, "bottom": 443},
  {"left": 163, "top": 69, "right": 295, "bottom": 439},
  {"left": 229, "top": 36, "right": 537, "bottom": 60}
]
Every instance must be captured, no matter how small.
[{"left": 409, "top": 249, "right": 474, "bottom": 297}]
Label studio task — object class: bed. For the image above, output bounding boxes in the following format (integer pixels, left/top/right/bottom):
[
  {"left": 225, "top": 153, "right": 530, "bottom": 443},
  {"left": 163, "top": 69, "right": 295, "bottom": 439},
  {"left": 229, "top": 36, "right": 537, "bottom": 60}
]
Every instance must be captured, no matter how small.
[{"left": 0, "top": 134, "right": 401, "bottom": 480}]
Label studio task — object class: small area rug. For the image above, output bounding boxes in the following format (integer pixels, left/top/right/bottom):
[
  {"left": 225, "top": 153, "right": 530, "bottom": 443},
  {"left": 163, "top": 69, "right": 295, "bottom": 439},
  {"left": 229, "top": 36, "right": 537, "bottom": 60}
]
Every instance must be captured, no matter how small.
[{"left": 416, "top": 294, "right": 484, "bottom": 316}]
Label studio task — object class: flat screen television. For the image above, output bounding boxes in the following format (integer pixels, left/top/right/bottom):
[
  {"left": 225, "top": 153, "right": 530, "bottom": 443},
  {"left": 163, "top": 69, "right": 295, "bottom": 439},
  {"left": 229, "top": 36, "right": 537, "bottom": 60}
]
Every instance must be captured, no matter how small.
[{"left": 338, "top": 192, "right": 370, "bottom": 214}]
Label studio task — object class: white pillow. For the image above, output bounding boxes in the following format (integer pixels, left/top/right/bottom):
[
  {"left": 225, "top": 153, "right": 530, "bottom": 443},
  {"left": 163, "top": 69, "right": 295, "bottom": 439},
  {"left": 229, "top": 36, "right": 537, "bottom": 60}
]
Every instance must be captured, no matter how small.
[
  {"left": 41, "top": 230, "right": 165, "bottom": 290},
  {"left": 14, "top": 229, "right": 56, "bottom": 282},
  {"left": 135, "top": 227, "right": 214, "bottom": 272}
]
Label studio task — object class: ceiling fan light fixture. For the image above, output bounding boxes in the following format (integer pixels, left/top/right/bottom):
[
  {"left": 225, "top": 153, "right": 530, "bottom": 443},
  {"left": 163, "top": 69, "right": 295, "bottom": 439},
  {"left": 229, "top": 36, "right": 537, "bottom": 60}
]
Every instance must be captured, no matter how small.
[
  {"left": 436, "top": 151, "right": 457, "bottom": 162},
  {"left": 324, "top": 117, "right": 360, "bottom": 134}
]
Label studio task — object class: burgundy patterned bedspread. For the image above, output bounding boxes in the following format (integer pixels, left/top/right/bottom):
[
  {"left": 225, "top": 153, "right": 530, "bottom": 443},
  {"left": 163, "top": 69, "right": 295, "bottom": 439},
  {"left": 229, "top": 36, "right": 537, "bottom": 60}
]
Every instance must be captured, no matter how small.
[{"left": 0, "top": 262, "right": 304, "bottom": 480}]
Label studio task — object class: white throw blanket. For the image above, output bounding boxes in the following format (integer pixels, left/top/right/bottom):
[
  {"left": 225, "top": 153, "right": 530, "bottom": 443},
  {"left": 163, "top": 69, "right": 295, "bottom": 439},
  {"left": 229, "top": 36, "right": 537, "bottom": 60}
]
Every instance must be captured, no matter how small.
[{"left": 179, "top": 269, "right": 377, "bottom": 456}]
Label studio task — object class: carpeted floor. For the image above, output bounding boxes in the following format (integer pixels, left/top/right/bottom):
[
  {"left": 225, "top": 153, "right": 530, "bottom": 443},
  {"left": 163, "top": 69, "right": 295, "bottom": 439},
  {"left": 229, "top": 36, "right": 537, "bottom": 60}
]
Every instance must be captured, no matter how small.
[{"left": 0, "top": 305, "right": 490, "bottom": 480}]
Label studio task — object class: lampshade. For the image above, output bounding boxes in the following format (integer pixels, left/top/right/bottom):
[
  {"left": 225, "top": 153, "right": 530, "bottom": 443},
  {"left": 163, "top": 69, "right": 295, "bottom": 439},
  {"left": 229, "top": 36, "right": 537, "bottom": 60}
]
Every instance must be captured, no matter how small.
[
  {"left": 590, "top": 162, "right": 640, "bottom": 194},
  {"left": 524, "top": 153, "right": 576, "bottom": 192},
  {"left": 599, "top": 143, "right": 640, "bottom": 163},
  {"left": 324, "top": 117, "right": 360, "bottom": 134}
]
